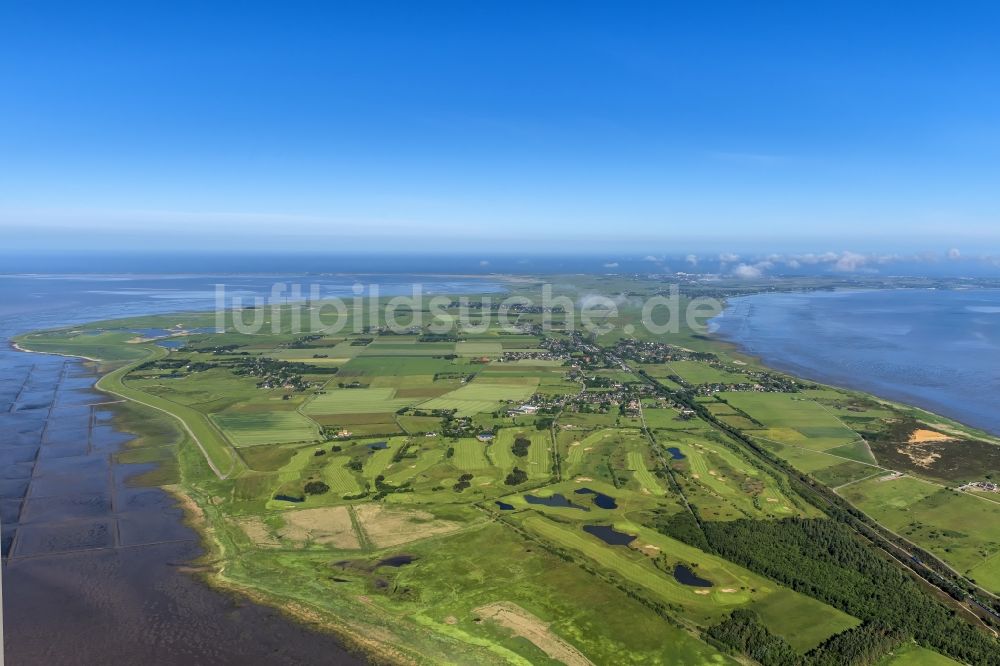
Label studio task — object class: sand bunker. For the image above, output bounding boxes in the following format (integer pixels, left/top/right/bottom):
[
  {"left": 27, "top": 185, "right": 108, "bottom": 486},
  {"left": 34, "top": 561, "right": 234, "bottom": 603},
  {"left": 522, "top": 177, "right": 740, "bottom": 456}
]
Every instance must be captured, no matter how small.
[
  {"left": 279, "top": 506, "right": 359, "bottom": 548},
  {"left": 474, "top": 602, "right": 594, "bottom": 666},
  {"left": 354, "top": 504, "right": 462, "bottom": 548}
]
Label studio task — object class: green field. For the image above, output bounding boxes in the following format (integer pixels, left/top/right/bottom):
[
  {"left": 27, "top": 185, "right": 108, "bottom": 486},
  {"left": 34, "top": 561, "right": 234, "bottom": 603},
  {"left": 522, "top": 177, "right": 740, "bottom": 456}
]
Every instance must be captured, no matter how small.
[
  {"left": 628, "top": 450, "right": 666, "bottom": 495},
  {"left": 304, "top": 387, "right": 415, "bottom": 414},
  {"left": 211, "top": 410, "right": 319, "bottom": 447},
  {"left": 841, "top": 475, "right": 1000, "bottom": 590}
]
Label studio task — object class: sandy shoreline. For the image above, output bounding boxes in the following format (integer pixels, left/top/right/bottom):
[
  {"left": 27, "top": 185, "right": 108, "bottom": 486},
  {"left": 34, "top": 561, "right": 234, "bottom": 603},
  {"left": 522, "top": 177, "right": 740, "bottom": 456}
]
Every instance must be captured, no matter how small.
[{"left": 10, "top": 340, "right": 102, "bottom": 363}]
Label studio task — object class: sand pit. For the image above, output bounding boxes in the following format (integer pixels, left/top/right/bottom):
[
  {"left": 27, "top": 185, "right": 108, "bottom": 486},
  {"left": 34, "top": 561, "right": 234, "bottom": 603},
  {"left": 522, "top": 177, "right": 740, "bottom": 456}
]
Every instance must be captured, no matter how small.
[
  {"left": 279, "top": 506, "right": 360, "bottom": 548},
  {"left": 354, "top": 504, "right": 462, "bottom": 548},
  {"left": 574, "top": 476, "right": 594, "bottom": 482},
  {"left": 694, "top": 589, "right": 711, "bottom": 595},
  {"left": 720, "top": 588, "right": 737, "bottom": 593},
  {"left": 908, "top": 429, "right": 953, "bottom": 444},
  {"left": 474, "top": 602, "right": 594, "bottom": 666}
]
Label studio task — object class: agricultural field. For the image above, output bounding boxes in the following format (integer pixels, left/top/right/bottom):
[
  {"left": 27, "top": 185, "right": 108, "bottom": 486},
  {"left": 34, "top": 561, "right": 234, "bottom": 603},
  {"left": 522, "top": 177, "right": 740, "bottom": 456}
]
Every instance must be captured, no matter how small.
[
  {"left": 719, "top": 391, "right": 862, "bottom": 451},
  {"left": 211, "top": 410, "right": 319, "bottom": 447},
  {"left": 840, "top": 474, "right": 1000, "bottom": 592},
  {"left": 668, "top": 360, "right": 747, "bottom": 386}
]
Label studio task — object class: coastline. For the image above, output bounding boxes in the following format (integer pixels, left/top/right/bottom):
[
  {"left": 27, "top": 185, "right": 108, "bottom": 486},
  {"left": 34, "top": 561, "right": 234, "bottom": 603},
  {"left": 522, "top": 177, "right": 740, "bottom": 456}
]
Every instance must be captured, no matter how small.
[
  {"left": 10, "top": 340, "right": 102, "bottom": 363},
  {"left": 710, "top": 289, "right": 1000, "bottom": 438}
]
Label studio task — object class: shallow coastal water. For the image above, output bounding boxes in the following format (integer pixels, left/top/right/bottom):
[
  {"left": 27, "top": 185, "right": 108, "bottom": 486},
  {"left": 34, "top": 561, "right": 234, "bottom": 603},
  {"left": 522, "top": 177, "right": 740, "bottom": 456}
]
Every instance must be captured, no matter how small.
[
  {"left": 0, "top": 273, "right": 503, "bottom": 664},
  {"left": 711, "top": 288, "right": 1000, "bottom": 436}
]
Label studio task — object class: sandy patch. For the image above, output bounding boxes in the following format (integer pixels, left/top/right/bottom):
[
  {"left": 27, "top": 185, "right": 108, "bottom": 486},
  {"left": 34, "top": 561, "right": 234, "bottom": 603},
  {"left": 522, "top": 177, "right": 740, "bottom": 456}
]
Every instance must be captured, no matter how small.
[
  {"left": 878, "top": 472, "right": 904, "bottom": 482},
  {"left": 574, "top": 476, "right": 593, "bottom": 482},
  {"left": 444, "top": 616, "right": 458, "bottom": 625},
  {"left": 899, "top": 448, "right": 942, "bottom": 468},
  {"left": 908, "top": 429, "right": 952, "bottom": 444},
  {"left": 570, "top": 441, "right": 580, "bottom": 446},
  {"left": 694, "top": 589, "right": 711, "bottom": 595},
  {"left": 354, "top": 504, "right": 462, "bottom": 548},
  {"left": 279, "top": 506, "right": 360, "bottom": 548},
  {"left": 898, "top": 433, "right": 945, "bottom": 468},
  {"left": 237, "top": 517, "right": 281, "bottom": 547},
  {"left": 474, "top": 602, "right": 594, "bottom": 666},
  {"left": 640, "top": 544, "right": 660, "bottom": 552},
  {"left": 765, "top": 497, "right": 778, "bottom": 503},
  {"left": 584, "top": 447, "right": 593, "bottom": 451},
  {"left": 691, "top": 473, "right": 700, "bottom": 479},
  {"left": 708, "top": 470, "right": 717, "bottom": 476},
  {"left": 720, "top": 588, "right": 737, "bottom": 593}
]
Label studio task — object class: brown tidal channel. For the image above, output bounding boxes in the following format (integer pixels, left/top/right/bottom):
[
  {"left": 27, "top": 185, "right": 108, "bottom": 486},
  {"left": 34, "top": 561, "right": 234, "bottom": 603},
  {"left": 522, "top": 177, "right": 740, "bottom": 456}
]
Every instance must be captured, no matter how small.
[{"left": 1, "top": 355, "right": 365, "bottom": 665}]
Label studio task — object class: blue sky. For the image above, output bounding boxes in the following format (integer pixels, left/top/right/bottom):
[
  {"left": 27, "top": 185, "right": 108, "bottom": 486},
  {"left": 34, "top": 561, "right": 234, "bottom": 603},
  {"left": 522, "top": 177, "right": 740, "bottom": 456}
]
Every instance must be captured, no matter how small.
[{"left": 2, "top": 1, "right": 1000, "bottom": 254}]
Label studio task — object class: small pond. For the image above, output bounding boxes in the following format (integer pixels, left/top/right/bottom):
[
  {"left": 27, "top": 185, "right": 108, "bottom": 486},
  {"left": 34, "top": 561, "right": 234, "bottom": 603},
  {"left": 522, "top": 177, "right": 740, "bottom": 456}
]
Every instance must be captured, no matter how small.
[
  {"left": 377, "top": 554, "right": 417, "bottom": 568},
  {"left": 673, "top": 563, "right": 713, "bottom": 587},
  {"left": 495, "top": 501, "right": 515, "bottom": 510},
  {"left": 665, "top": 447, "right": 685, "bottom": 460},
  {"left": 574, "top": 487, "right": 617, "bottom": 509},
  {"left": 524, "top": 494, "right": 588, "bottom": 510},
  {"left": 583, "top": 524, "right": 636, "bottom": 546}
]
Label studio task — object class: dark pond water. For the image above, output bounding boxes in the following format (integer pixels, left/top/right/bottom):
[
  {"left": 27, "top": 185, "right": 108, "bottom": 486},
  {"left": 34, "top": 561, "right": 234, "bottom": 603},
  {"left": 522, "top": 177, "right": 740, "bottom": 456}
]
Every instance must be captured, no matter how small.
[
  {"left": 574, "top": 488, "right": 617, "bottom": 509},
  {"left": 376, "top": 554, "right": 416, "bottom": 568},
  {"left": 495, "top": 501, "right": 514, "bottom": 510},
  {"left": 673, "top": 563, "right": 713, "bottom": 587},
  {"left": 368, "top": 441, "right": 388, "bottom": 450},
  {"left": 665, "top": 447, "right": 685, "bottom": 460},
  {"left": 524, "top": 493, "right": 588, "bottom": 510},
  {"left": 582, "top": 524, "right": 636, "bottom": 546},
  {"left": 273, "top": 494, "right": 304, "bottom": 503},
  {"left": 0, "top": 273, "right": 503, "bottom": 664}
]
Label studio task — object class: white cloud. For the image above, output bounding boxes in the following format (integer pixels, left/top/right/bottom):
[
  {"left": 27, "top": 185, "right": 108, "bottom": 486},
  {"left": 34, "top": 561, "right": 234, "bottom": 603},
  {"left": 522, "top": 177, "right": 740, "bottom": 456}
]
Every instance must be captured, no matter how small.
[
  {"left": 948, "top": 248, "right": 961, "bottom": 260},
  {"left": 685, "top": 254, "right": 698, "bottom": 266},
  {"left": 479, "top": 260, "right": 490, "bottom": 266},
  {"left": 642, "top": 255, "right": 660, "bottom": 262},
  {"left": 603, "top": 262, "right": 619, "bottom": 268},
  {"left": 719, "top": 252, "right": 740, "bottom": 264},
  {"left": 833, "top": 251, "right": 868, "bottom": 272},
  {"left": 732, "top": 263, "right": 764, "bottom": 279}
]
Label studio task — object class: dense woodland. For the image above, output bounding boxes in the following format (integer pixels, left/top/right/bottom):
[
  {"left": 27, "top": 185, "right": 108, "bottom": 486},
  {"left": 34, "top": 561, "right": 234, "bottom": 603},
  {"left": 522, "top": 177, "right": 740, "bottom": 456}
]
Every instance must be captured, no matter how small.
[{"left": 661, "top": 515, "right": 1000, "bottom": 665}]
